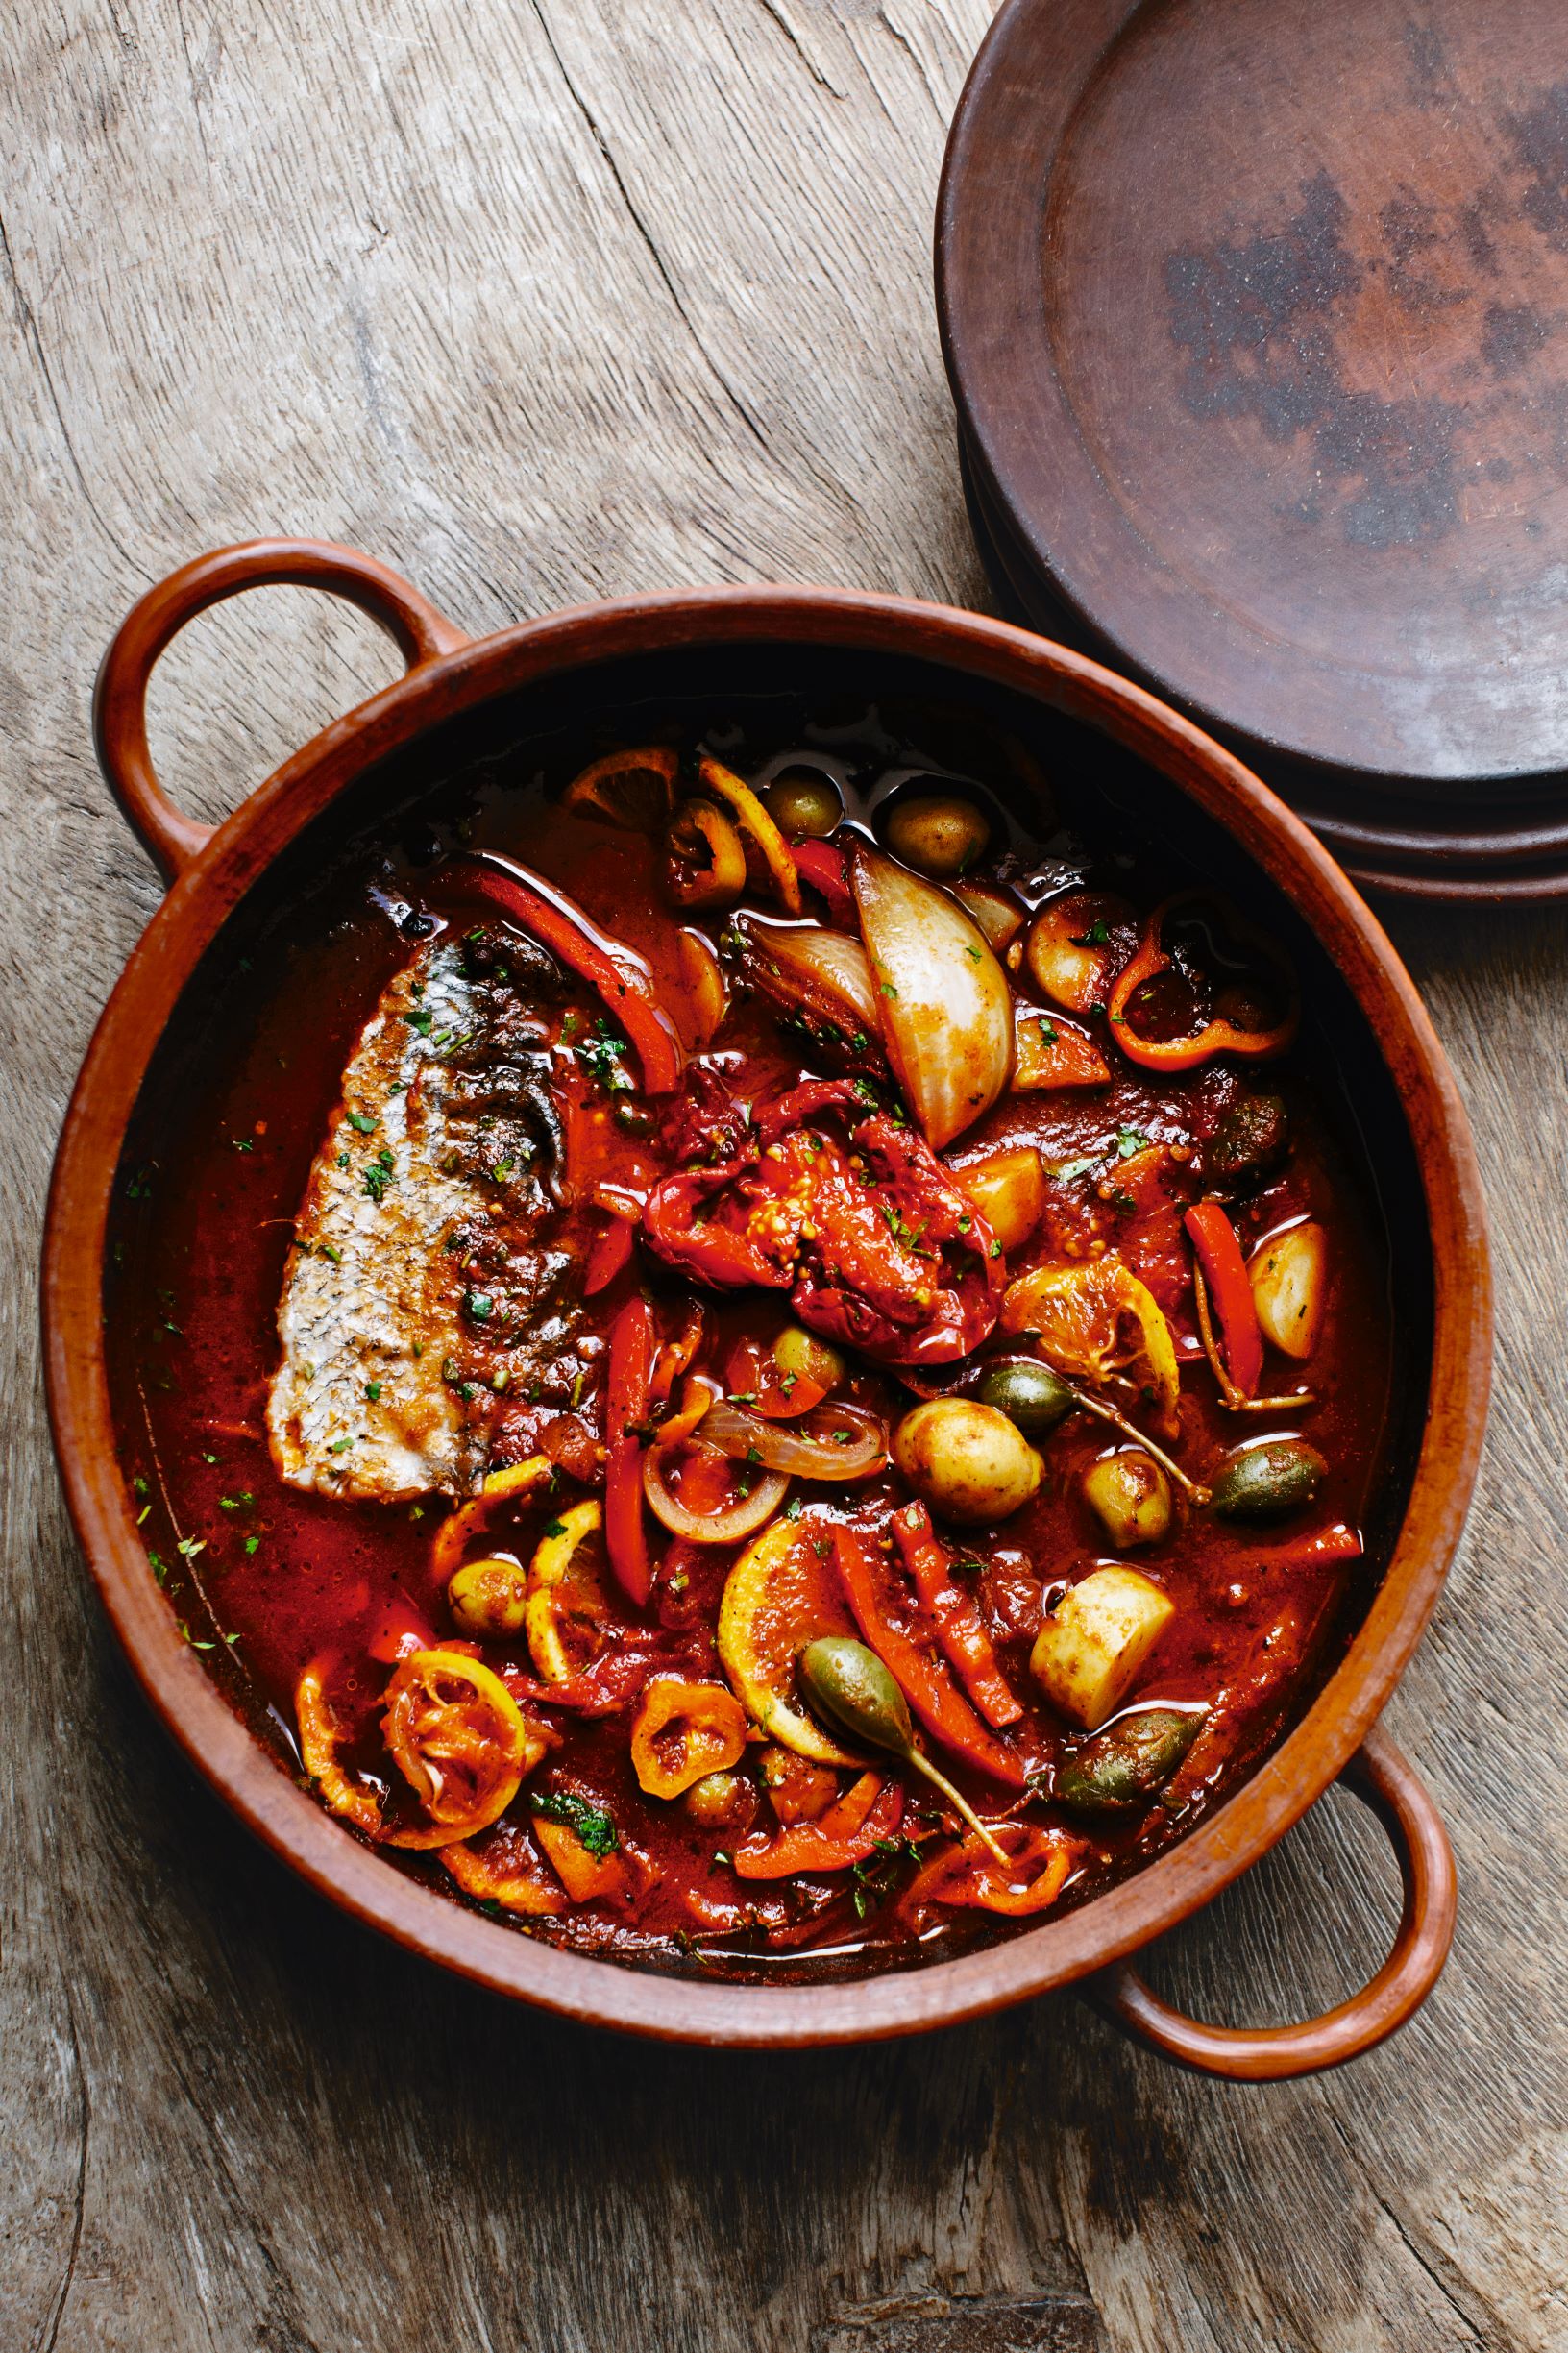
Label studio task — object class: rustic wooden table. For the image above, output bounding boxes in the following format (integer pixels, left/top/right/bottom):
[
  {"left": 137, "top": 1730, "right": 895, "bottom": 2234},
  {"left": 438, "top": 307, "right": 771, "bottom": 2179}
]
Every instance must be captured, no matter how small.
[{"left": 5, "top": 5, "right": 1563, "bottom": 2347}]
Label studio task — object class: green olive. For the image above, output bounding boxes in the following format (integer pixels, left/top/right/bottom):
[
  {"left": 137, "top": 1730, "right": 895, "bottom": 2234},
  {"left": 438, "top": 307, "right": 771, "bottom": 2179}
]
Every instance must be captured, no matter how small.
[
  {"left": 1081, "top": 1452, "right": 1172, "bottom": 1549},
  {"left": 773, "top": 1324, "right": 845, "bottom": 1391},
  {"left": 883, "top": 792, "right": 991, "bottom": 878},
  {"left": 1054, "top": 1707, "right": 1205, "bottom": 1819},
  {"left": 1205, "top": 1092, "right": 1289, "bottom": 1187},
  {"left": 976, "top": 1355, "right": 1076, "bottom": 1438},
  {"left": 762, "top": 769, "right": 844, "bottom": 840},
  {"left": 447, "top": 1556, "right": 529, "bottom": 1638},
  {"left": 1210, "top": 1438, "right": 1327, "bottom": 1523},
  {"left": 892, "top": 1398, "right": 1043, "bottom": 1525}
]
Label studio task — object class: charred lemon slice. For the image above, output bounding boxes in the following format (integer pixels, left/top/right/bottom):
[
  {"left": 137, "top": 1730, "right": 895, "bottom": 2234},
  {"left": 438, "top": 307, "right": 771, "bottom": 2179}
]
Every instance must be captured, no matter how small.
[
  {"left": 563, "top": 745, "right": 679, "bottom": 832},
  {"left": 717, "top": 1516, "right": 861, "bottom": 1765},
  {"left": 525, "top": 1500, "right": 606, "bottom": 1685},
  {"left": 1002, "top": 1258, "right": 1181, "bottom": 1437},
  {"left": 381, "top": 1647, "right": 545, "bottom": 1848}
]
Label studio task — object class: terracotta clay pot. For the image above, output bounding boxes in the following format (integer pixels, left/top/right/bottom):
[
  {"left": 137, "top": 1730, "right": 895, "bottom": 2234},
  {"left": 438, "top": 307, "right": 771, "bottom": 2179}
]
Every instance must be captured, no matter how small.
[{"left": 42, "top": 540, "right": 1491, "bottom": 2074}]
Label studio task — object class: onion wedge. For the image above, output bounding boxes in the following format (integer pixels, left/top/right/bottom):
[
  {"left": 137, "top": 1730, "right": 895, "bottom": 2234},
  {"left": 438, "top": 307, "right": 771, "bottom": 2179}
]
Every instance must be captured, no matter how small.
[
  {"left": 851, "top": 846, "right": 1012, "bottom": 1149},
  {"left": 730, "top": 915, "right": 883, "bottom": 1066}
]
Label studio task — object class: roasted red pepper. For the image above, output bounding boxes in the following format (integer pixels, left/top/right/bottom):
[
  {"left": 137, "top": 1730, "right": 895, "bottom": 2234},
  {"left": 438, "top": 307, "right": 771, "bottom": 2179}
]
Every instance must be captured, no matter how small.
[
  {"left": 833, "top": 1526, "right": 1025, "bottom": 1786},
  {"left": 732, "top": 1770, "right": 903, "bottom": 1879},
  {"left": 1107, "top": 893, "right": 1298, "bottom": 1073},
  {"left": 448, "top": 853, "right": 684, "bottom": 1093},
  {"left": 790, "top": 837, "right": 856, "bottom": 927},
  {"left": 1185, "top": 1200, "right": 1264, "bottom": 1398},
  {"left": 891, "top": 1504, "right": 1021, "bottom": 1729},
  {"left": 604, "top": 1297, "right": 655, "bottom": 1606},
  {"left": 582, "top": 1213, "right": 635, "bottom": 1296},
  {"left": 644, "top": 1077, "right": 1004, "bottom": 1365}
]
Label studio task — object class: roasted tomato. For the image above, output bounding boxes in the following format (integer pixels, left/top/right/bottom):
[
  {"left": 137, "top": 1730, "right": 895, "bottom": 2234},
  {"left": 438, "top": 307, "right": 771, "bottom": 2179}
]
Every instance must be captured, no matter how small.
[{"left": 643, "top": 1077, "right": 1005, "bottom": 1363}]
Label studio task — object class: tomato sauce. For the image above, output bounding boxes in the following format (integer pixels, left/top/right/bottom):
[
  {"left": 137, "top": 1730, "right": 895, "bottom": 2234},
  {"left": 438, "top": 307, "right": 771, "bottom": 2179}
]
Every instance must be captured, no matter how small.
[{"left": 107, "top": 696, "right": 1394, "bottom": 1981}]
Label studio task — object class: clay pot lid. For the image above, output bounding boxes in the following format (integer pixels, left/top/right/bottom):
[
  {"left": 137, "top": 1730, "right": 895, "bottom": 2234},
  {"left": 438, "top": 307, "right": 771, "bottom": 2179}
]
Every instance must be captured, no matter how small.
[{"left": 938, "top": 0, "right": 1568, "bottom": 871}]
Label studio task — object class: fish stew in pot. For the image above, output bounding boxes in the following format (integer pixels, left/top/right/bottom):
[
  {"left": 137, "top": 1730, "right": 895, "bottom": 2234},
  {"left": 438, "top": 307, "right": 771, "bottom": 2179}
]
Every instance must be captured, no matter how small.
[{"left": 107, "top": 664, "right": 1405, "bottom": 1982}]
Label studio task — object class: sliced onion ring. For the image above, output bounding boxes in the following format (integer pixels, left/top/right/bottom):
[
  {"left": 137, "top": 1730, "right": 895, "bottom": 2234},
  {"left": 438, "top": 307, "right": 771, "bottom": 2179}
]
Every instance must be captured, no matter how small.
[
  {"left": 642, "top": 1449, "right": 790, "bottom": 1542},
  {"left": 698, "top": 1396, "right": 887, "bottom": 1480}
]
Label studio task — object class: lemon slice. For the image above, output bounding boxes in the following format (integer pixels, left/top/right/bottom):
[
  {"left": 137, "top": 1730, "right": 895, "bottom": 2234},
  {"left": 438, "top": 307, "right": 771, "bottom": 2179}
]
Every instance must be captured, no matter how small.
[
  {"left": 1002, "top": 1257, "right": 1181, "bottom": 1436},
  {"left": 718, "top": 1517, "right": 862, "bottom": 1765}
]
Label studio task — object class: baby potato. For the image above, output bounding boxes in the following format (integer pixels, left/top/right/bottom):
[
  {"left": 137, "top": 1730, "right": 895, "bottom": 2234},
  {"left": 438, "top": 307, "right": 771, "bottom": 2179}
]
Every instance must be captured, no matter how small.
[
  {"left": 447, "top": 1555, "right": 529, "bottom": 1638},
  {"left": 892, "top": 1398, "right": 1043, "bottom": 1525},
  {"left": 1030, "top": 1565, "right": 1174, "bottom": 1729},
  {"left": 1249, "top": 1221, "right": 1328, "bottom": 1360},
  {"left": 956, "top": 1143, "right": 1046, "bottom": 1253},
  {"left": 1081, "top": 1451, "right": 1172, "bottom": 1549},
  {"left": 884, "top": 792, "right": 991, "bottom": 878}
]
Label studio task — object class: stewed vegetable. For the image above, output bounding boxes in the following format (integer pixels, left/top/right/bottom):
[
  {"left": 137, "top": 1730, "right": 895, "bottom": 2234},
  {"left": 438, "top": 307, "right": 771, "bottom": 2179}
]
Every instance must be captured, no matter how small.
[{"left": 117, "top": 698, "right": 1390, "bottom": 1978}]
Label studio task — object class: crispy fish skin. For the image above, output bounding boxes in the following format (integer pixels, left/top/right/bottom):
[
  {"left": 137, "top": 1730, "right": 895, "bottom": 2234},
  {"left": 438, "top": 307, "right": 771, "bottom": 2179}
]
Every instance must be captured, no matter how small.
[{"left": 266, "top": 936, "right": 576, "bottom": 1501}]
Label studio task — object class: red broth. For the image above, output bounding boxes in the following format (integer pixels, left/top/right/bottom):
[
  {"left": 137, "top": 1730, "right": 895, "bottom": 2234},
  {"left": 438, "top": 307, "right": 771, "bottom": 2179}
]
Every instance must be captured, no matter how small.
[{"left": 107, "top": 705, "right": 1392, "bottom": 1980}]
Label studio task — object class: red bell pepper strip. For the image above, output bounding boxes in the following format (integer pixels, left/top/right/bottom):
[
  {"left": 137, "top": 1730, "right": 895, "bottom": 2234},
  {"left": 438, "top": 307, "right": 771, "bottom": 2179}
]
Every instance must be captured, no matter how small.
[
  {"left": 583, "top": 1213, "right": 635, "bottom": 1296},
  {"left": 891, "top": 1504, "right": 1021, "bottom": 1729},
  {"left": 832, "top": 1526, "right": 1026, "bottom": 1787},
  {"left": 790, "top": 837, "right": 855, "bottom": 928},
  {"left": 733, "top": 1771, "right": 903, "bottom": 1879},
  {"left": 1253, "top": 1522, "right": 1363, "bottom": 1572},
  {"left": 604, "top": 1297, "right": 655, "bottom": 1606},
  {"left": 1185, "top": 1200, "right": 1264, "bottom": 1398},
  {"left": 448, "top": 853, "right": 683, "bottom": 1093},
  {"left": 1106, "top": 893, "right": 1298, "bottom": 1073}
]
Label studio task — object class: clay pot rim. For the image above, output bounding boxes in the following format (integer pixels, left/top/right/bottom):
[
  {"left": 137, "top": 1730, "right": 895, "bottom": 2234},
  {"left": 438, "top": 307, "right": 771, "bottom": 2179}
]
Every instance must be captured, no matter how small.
[{"left": 42, "top": 576, "right": 1491, "bottom": 2048}]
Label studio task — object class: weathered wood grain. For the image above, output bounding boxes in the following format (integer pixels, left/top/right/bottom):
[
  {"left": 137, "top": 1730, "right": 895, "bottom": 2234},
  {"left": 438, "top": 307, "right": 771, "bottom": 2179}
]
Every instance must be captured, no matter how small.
[{"left": 1, "top": 3, "right": 1563, "bottom": 2347}]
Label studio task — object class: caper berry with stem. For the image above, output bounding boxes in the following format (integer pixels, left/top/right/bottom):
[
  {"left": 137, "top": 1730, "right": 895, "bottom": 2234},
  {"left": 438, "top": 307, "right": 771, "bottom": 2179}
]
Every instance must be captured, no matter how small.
[
  {"left": 796, "top": 1636, "right": 1011, "bottom": 1866},
  {"left": 1055, "top": 1707, "right": 1205, "bottom": 1818},
  {"left": 1210, "top": 1437, "right": 1326, "bottom": 1522},
  {"left": 762, "top": 769, "right": 844, "bottom": 840},
  {"left": 976, "top": 1355, "right": 1076, "bottom": 1438}
]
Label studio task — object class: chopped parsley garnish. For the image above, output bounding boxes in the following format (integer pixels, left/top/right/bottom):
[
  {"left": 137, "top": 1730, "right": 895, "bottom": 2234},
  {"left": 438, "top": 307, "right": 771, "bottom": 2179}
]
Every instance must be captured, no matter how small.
[
  {"left": 217, "top": 1493, "right": 253, "bottom": 1511},
  {"left": 347, "top": 1111, "right": 377, "bottom": 1134},
  {"left": 176, "top": 1535, "right": 206, "bottom": 1559},
  {"left": 404, "top": 1006, "right": 434, "bottom": 1036},
  {"left": 465, "top": 1290, "right": 495, "bottom": 1321},
  {"left": 542, "top": 1518, "right": 567, "bottom": 1539},
  {"left": 1115, "top": 1127, "right": 1152, "bottom": 1159},
  {"left": 1034, "top": 1016, "right": 1060, "bottom": 1044},
  {"left": 989, "top": 1239, "right": 1003, "bottom": 1259},
  {"left": 230, "top": 1138, "right": 254, "bottom": 1154},
  {"left": 576, "top": 1018, "right": 635, "bottom": 1093},
  {"left": 244, "top": 1535, "right": 260, "bottom": 1556},
  {"left": 365, "top": 1381, "right": 382, "bottom": 1403},
  {"left": 531, "top": 1789, "right": 619, "bottom": 1857},
  {"left": 363, "top": 1162, "right": 391, "bottom": 1203},
  {"left": 783, "top": 1494, "right": 803, "bottom": 1521},
  {"left": 329, "top": 1436, "right": 354, "bottom": 1455},
  {"left": 147, "top": 1549, "right": 166, "bottom": 1583},
  {"left": 1070, "top": 919, "right": 1111, "bottom": 946}
]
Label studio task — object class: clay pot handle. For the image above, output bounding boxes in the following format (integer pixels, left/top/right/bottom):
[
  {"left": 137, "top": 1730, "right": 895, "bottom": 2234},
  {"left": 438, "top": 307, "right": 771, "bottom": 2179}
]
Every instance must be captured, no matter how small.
[
  {"left": 1088, "top": 1722, "right": 1456, "bottom": 2080},
  {"left": 93, "top": 538, "right": 470, "bottom": 883}
]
